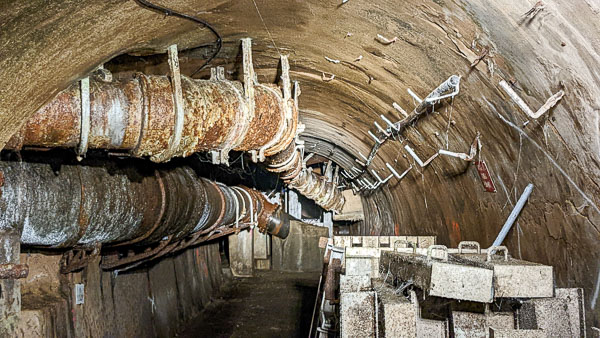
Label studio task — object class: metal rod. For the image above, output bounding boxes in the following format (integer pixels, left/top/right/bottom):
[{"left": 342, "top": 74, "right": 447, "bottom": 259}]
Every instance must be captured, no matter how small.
[
  {"left": 374, "top": 121, "right": 390, "bottom": 136},
  {"left": 392, "top": 102, "right": 409, "bottom": 118},
  {"left": 492, "top": 183, "right": 534, "bottom": 247},
  {"left": 380, "top": 114, "right": 399, "bottom": 130},
  {"left": 370, "top": 169, "right": 383, "bottom": 183},
  {"left": 407, "top": 88, "right": 423, "bottom": 103},
  {"left": 368, "top": 130, "right": 383, "bottom": 144},
  {"left": 438, "top": 149, "right": 469, "bottom": 160},
  {"left": 386, "top": 163, "right": 401, "bottom": 179},
  {"left": 405, "top": 145, "right": 425, "bottom": 167}
]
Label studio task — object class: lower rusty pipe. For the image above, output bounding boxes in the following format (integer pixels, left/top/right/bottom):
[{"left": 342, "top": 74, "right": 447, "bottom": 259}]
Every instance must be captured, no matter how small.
[{"left": 0, "top": 160, "right": 289, "bottom": 252}]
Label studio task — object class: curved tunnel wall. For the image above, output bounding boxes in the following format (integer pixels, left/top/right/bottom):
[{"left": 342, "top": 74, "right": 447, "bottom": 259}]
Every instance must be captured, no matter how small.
[{"left": 1, "top": 0, "right": 599, "bottom": 328}]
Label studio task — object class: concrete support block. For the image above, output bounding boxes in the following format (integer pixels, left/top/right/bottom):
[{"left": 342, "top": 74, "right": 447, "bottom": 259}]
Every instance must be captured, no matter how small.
[
  {"left": 344, "top": 247, "right": 393, "bottom": 278},
  {"left": 412, "top": 291, "right": 449, "bottom": 337},
  {"left": 380, "top": 251, "right": 494, "bottom": 303},
  {"left": 253, "top": 230, "right": 269, "bottom": 260},
  {"left": 456, "top": 253, "right": 553, "bottom": 299},
  {"left": 340, "top": 291, "right": 376, "bottom": 338},
  {"left": 375, "top": 281, "right": 417, "bottom": 337},
  {"left": 418, "top": 236, "right": 436, "bottom": 248},
  {"left": 516, "top": 288, "right": 585, "bottom": 337},
  {"left": 272, "top": 221, "right": 328, "bottom": 272},
  {"left": 334, "top": 236, "right": 436, "bottom": 249},
  {"left": 229, "top": 229, "right": 254, "bottom": 277},
  {"left": 417, "top": 317, "right": 448, "bottom": 338},
  {"left": 452, "top": 311, "right": 513, "bottom": 338},
  {"left": 488, "top": 328, "right": 545, "bottom": 337},
  {"left": 340, "top": 275, "right": 371, "bottom": 293}
]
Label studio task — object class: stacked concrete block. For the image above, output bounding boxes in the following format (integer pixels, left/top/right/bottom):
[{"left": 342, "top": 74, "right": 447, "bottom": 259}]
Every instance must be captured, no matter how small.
[
  {"left": 333, "top": 235, "right": 436, "bottom": 249},
  {"left": 374, "top": 281, "right": 449, "bottom": 337},
  {"left": 452, "top": 310, "right": 513, "bottom": 337},
  {"left": 340, "top": 291, "right": 376, "bottom": 338},
  {"left": 516, "top": 288, "right": 586, "bottom": 337},
  {"left": 338, "top": 235, "right": 436, "bottom": 279},
  {"left": 380, "top": 249, "right": 495, "bottom": 303},
  {"left": 488, "top": 328, "right": 545, "bottom": 337},
  {"left": 455, "top": 250, "right": 553, "bottom": 299},
  {"left": 340, "top": 275, "right": 371, "bottom": 293},
  {"left": 335, "top": 239, "right": 586, "bottom": 337}
]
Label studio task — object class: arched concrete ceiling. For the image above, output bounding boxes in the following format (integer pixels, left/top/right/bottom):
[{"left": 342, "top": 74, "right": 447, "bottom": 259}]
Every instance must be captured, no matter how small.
[{"left": 1, "top": 0, "right": 599, "bottom": 328}]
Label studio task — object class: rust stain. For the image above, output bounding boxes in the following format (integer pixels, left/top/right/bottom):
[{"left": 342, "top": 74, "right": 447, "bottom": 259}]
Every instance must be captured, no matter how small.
[{"left": 450, "top": 220, "right": 462, "bottom": 247}]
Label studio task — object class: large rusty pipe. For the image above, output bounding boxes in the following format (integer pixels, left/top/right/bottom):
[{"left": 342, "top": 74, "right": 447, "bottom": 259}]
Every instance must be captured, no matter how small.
[
  {"left": 5, "top": 73, "right": 292, "bottom": 163},
  {"left": 0, "top": 160, "right": 289, "bottom": 250}
]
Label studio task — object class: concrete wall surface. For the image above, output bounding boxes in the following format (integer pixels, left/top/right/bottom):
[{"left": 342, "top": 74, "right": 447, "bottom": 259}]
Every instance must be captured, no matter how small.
[{"left": 14, "top": 243, "right": 224, "bottom": 338}]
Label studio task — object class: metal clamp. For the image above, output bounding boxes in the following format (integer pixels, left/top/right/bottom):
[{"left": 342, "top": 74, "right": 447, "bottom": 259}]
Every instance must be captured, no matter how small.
[
  {"left": 458, "top": 241, "right": 481, "bottom": 254},
  {"left": 76, "top": 77, "right": 90, "bottom": 161},
  {"left": 233, "top": 187, "right": 256, "bottom": 226},
  {"left": 487, "top": 246, "right": 509, "bottom": 262},
  {"left": 151, "top": 44, "right": 185, "bottom": 163},
  {"left": 427, "top": 245, "right": 448, "bottom": 262}
]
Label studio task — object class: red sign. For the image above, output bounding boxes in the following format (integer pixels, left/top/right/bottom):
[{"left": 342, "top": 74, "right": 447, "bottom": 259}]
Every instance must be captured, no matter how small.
[{"left": 475, "top": 160, "right": 496, "bottom": 193}]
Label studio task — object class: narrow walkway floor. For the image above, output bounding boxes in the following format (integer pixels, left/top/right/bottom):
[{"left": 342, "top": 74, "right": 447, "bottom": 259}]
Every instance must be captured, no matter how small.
[{"left": 177, "top": 271, "right": 320, "bottom": 338}]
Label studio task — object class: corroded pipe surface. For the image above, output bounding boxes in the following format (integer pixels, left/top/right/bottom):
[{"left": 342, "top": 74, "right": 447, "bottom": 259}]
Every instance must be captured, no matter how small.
[
  {"left": 266, "top": 141, "right": 345, "bottom": 212},
  {"left": 0, "top": 263, "right": 29, "bottom": 279},
  {"left": 0, "top": 160, "right": 287, "bottom": 249},
  {"left": 6, "top": 73, "right": 292, "bottom": 162}
]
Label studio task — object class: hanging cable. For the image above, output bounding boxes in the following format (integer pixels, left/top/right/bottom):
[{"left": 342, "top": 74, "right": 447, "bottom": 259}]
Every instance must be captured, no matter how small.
[{"left": 134, "top": 0, "right": 222, "bottom": 77}]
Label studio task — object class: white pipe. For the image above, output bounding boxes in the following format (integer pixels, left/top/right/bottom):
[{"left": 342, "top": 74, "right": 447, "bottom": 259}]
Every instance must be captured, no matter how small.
[{"left": 492, "top": 183, "right": 534, "bottom": 247}]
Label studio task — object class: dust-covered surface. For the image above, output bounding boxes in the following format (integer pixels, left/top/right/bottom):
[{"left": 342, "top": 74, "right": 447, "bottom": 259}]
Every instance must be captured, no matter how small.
[{"left": 177, "top": 271, "right": 319, "bottom": 338}]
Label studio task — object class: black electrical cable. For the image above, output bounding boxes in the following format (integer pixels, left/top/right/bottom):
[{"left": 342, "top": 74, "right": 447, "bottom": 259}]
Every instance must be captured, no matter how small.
[{"left": 134, "top": 0, "right": 222, "bottom": 77}]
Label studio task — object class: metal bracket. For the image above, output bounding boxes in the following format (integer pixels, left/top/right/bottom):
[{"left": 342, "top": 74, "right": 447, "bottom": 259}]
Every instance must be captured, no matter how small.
[
  {"left": 293, "top": 81, "right": 301, "bottom": 112},
  {"left": 76, "top": 77, "right": 90, "bottom": 161},
  {"left": 404, "top": 145, "right": 438, "bottom": 167},
  {"left": 368, "top": 130, "right": 385, "bottom": 144},
  {"left": 210, "top": 66, "right": 226, "bottom": 81},
  {"left": 242, "top": 38, "right": 256, "bottom": 122},
  {"left": 93, "top": 64, "right": 112, "bottom": 83},
  {"left": 151, "top": 44, "right": 185, "bottom": 163},
  {"left": 210, "top": 149, "right": 231, "bottom": 166}
]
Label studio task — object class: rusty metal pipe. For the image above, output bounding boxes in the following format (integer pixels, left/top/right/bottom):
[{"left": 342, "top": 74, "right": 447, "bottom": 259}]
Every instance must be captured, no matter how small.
[
  {"left": 6, "top": 73, "right": 290, "bottom": 164},
  {"left": 0, "top": 160, "right": 288, "bottom": 250},
  {"left": 0, "top": 263, "right": 29, "bottom": 279},
  {"left": 266, "top": 142, "right": 345, "bottom": 212}
]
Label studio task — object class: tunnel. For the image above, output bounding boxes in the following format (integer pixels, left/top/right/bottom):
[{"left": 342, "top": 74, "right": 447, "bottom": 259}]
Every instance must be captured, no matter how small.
[{"left": 0, "top": 0, "right": 599, "bottom": 337}]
